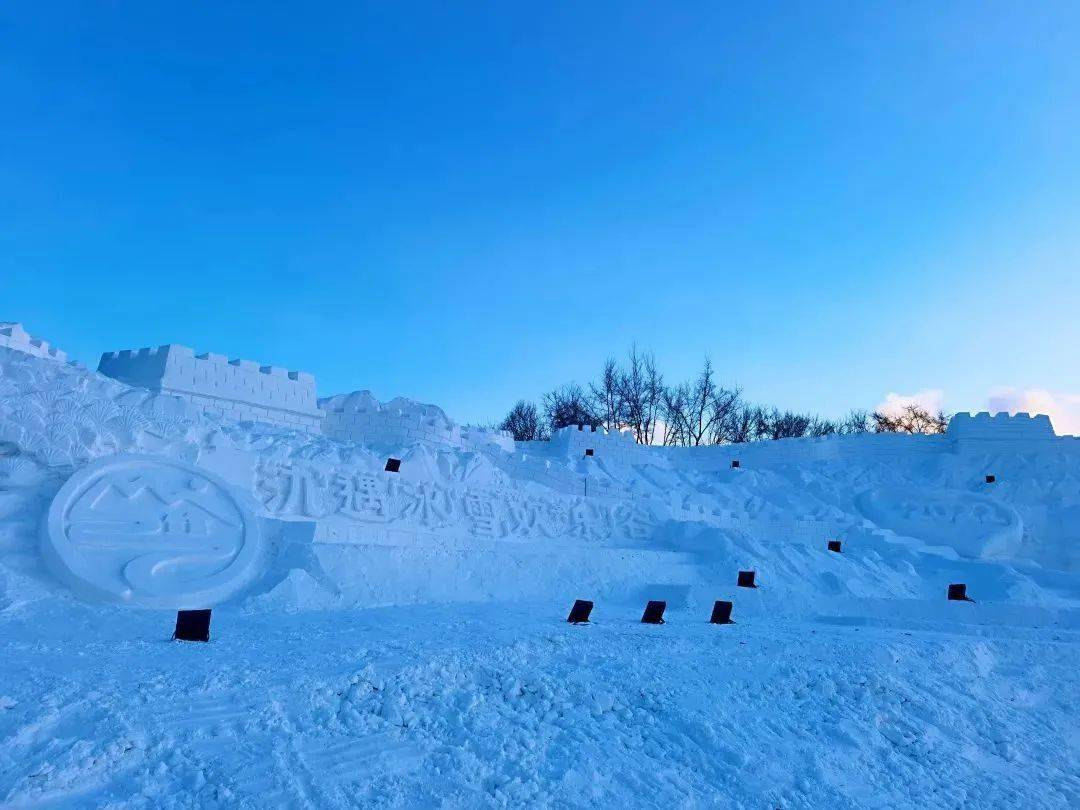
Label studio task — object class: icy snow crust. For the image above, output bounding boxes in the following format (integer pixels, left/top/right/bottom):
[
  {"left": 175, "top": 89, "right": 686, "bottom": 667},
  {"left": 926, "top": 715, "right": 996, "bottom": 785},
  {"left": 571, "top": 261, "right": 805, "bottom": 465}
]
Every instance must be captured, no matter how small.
[{"left": 1, "top": 345, "right": 1078, "bottom": 807}]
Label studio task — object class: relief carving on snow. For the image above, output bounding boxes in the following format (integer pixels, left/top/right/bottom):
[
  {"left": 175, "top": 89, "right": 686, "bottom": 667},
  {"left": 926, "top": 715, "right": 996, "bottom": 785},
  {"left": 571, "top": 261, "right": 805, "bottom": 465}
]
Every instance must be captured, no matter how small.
[
  {"left": 42, "top": 455, "right": 263, "bottom": 607},
  {"left": 255, "top": 459, "right": 656, "bottom": 543},
  {"left": 855, "top": 486, "right": 1023, "bottom": 559}
]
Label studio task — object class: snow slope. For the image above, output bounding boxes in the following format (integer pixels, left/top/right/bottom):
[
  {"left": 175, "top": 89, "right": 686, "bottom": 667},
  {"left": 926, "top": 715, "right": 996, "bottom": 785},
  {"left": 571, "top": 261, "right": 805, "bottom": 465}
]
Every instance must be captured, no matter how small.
[{"left": 1, "top": 345, "right": 1079, "bottom": 808}]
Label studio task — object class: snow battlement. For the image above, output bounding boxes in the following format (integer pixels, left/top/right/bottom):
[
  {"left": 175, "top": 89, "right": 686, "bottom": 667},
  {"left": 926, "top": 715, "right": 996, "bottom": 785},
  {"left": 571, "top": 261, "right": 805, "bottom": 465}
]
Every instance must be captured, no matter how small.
[
  {"left": 947, "top": 411, "right": 1056, "bottom": 443},
  {"left": 0, "top": 322, "right": 67, "bottom": 362},
  {"left": 98, "top": 344, "right": 322, "bottom": 431},
  {"left": 545, "top": 423, "right": 645, "bottom": 465},
  {"left": 554, "top": 424, "right": 636, "bottom": 440},
  {"left": 551, "top": 424, "right": 637, "bottom": 445}
]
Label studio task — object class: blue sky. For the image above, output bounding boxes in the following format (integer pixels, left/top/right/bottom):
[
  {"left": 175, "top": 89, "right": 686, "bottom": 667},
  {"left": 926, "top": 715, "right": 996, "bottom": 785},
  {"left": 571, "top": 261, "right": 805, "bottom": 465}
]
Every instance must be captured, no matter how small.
[{"left": 2, "top": 3, "right": 1078, "bottom": 428}]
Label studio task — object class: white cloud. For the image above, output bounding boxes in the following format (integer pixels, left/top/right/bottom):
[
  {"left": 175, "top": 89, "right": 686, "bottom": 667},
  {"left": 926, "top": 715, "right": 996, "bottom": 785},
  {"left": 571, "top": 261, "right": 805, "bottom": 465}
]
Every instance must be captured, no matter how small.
[
  {"left": 984, "top": 388, "right": 1080, "bottom": 436},
  {"left": 875, "top": 389, "right": 946, "bottom": 417}
]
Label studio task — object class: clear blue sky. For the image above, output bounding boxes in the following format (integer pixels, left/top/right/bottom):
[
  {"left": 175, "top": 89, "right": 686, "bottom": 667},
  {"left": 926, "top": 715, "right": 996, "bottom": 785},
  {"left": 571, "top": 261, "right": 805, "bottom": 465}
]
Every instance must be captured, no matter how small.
[{"left": 2, "top": 2, "right": 1078, "bottom": 425}]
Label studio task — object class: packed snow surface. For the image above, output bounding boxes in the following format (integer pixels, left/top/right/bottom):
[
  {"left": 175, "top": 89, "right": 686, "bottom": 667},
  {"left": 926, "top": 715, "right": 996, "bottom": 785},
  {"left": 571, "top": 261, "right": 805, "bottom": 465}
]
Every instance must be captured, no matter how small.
[{"left": 1, "top": 345, "right": 1078, "bottom": 808}]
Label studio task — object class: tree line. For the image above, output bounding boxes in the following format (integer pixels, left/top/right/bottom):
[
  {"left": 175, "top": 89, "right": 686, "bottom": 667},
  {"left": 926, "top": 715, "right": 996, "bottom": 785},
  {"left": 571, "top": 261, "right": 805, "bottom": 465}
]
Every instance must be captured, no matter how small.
[{"left": 498, "top": 347, "right": 948, "bottom": 444}]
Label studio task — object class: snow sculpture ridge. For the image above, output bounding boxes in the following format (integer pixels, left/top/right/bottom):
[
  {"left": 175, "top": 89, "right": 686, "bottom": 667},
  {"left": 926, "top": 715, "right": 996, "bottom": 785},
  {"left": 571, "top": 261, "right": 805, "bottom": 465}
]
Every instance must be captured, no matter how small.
[
  {"left": 98, "top": 344, "right": 322, "bottom": 431},
  {"left": 0, "top": 322, "right": 68, "bottom": 362},
  {"left": 320, "top": 390, "right": 514, "bottom": 451},
  {"left": 546, "top": 423, "right": 640, "bottom": 464},
  {"left": 42, "top": 455, "right": 263, "bottom": 607},
  {"left": 947, "top": 411, "right": 1056, "bottom": 442}
]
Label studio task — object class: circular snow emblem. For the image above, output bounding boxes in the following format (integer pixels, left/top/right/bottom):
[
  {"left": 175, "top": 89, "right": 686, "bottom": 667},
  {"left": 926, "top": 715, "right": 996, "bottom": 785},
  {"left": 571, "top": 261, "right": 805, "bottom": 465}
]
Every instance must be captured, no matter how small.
[{"left": 42, "top": 455, "right": 262, "bottom": 607}]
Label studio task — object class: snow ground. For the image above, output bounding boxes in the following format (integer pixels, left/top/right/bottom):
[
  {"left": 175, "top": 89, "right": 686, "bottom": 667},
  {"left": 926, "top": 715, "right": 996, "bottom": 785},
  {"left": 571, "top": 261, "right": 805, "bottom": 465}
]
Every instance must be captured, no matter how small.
[
  {"left": 1, "top": 345, "right": 1079, "bottom": 807},
  {"left": 2, "top": 601, "right": 1078, "bottom": 809}
]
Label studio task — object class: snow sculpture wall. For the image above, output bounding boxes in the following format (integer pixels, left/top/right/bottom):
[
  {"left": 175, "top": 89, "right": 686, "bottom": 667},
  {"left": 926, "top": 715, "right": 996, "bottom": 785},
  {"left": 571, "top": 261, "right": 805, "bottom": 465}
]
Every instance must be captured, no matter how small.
[
  {"left": 487, "top": 450, "right": 638, "bottom": 500},
  {"left": 320, "top": 391, "right": 514, "bottom": 452},
  {"left": 98, "top": 345, "right": 322, "bottom": 431},
  {"left": 546, "top": 424, "right": 650, "bottom": 465},
  {"left": 537, "top": 414, "right": 1065, "bottom": 473},
  {"left": 531, "top": 426, "right": 950, "bottom": 474},
  {"left": 672, "top": 432, "right": 950, "bottom": 472},
  {"left": 947, "top": 412, "right": 1056, "bottom": 444},
  {"left": 0, "top": 322, "right": 67, "bottom": 362},
  {"left": 303, "top": 525, "right": 696, "bottom": 607}
]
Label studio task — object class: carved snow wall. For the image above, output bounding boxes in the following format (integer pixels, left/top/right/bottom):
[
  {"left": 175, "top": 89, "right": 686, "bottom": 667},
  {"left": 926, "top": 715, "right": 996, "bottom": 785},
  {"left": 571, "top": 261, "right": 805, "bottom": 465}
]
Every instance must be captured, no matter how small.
[
  {"left": 546, "top": 424, "right": 649, "bottom": 466},
  {"left": 0, "top": 322, "right": 67, "bottom": 362},
  {"left": 531, "top": 425, "right": 949, "bottom": 472},
  {"left": 535, "top": 413, "right": 1061, "bottom": 472},
  {"left": 320, "top": 391, "right": 514, "bottom": 452},
  {"left": 671, "top": 431, "right": 949, "bottom": 472},
  {"left": 947, "top": 412, "right": 1056, "bottom": 445},
  {"left": 98, "top": 345, "right": 322, "bottom": 432}
]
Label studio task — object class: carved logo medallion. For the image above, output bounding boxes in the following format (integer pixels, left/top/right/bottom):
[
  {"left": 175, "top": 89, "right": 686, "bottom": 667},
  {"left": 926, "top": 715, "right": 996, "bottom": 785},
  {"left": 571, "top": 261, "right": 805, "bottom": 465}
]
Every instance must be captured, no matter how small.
[{"left": 42, "top": 455, "right": 262, "bottom": 607}]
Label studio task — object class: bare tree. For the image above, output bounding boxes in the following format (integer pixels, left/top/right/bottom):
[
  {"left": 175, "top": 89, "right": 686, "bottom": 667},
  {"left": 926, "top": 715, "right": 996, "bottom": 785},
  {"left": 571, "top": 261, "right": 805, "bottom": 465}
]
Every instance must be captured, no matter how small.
[
  {"left": 660, "top": 358, "right": 739, "bottom": 446},
  {"left": 685, "top": 358, "right": 722, "bottom": 446},
  {"left": 752, "top": 408, "right": 815, "bottom": 440},
  {"left": 707, "top": 387, "right": 742, "bottom": 444},
  {"left": 837, "top": 409, "right": 873, "bottom": 435},
  {"left": 498, "top": 343, "right": 938, "bottom": 445},
  {"left": 641, "top": 352, "right": 664, "bottom": 445},
  {"left": 590, "top": 358, "right": 623, "bottom": 432},
  {"left": 618, "top": 346, "right": 665, "bottom": 445},
  {"left": 618, "top": 349, "right": 644, "bottom": 442},
  {"left": 543, "top": 383, "right": 601, "bottom": 432},
  {"left": 661, "top": 382, "right": 691, "bottom": 446},
  {"left": 726, "top": 404, "right": 757, "bottom": 444},
  {"left": 808, "top": 417, "right": 838, "bottom": 437},
  {"left": 873, "top": 404, "right": 948, "bottom": 434},
  {"left": 775, "top": 410, "right": 812, "bottom": 439},
  {"left": 498, "top": 400, "right": 545, "bottom": 441}
]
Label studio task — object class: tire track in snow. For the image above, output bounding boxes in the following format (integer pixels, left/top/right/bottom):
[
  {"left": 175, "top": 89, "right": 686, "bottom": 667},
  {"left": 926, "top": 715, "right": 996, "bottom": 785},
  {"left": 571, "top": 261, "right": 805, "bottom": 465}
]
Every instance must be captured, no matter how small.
[
  {"left": 153, "top": 694, "right": 264, "bottom": 732},
  {"left": 297, "top": 732, "right": 424, "bottom": 784}
]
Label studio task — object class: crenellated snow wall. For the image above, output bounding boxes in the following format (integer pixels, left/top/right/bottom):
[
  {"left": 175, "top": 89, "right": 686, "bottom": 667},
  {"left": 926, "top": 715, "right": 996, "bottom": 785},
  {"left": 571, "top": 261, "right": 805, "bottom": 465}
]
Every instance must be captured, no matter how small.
[{"left": 99, "top": 344, "right": 323, "bottom": 431}]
